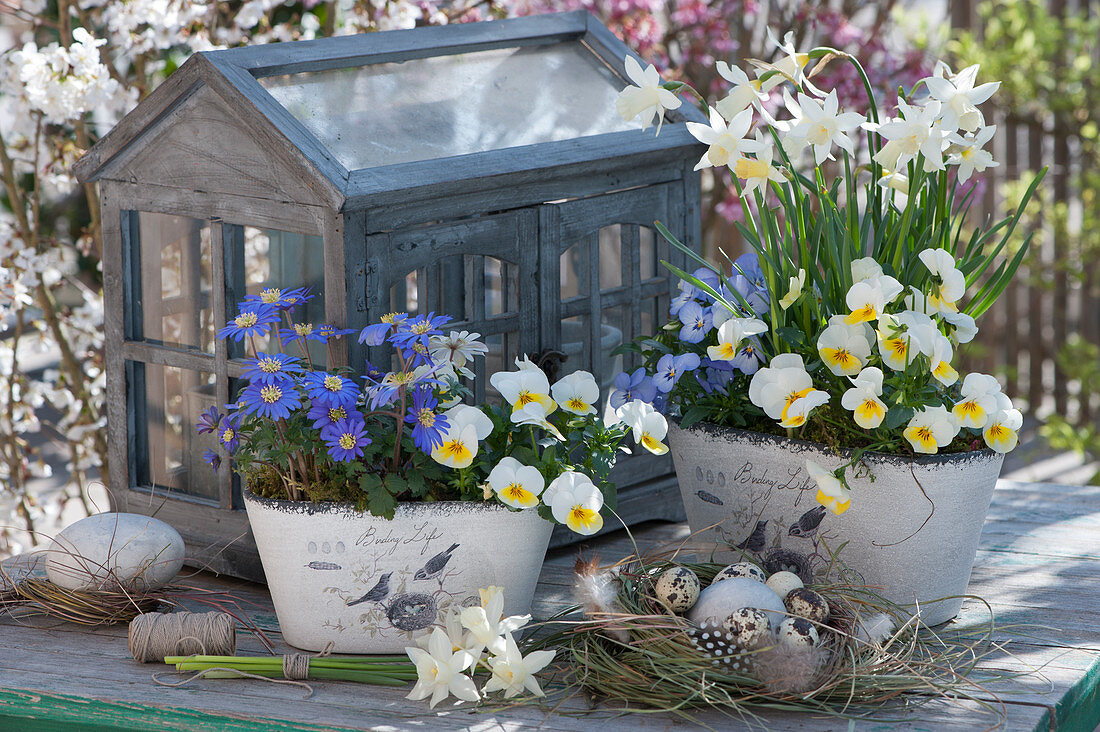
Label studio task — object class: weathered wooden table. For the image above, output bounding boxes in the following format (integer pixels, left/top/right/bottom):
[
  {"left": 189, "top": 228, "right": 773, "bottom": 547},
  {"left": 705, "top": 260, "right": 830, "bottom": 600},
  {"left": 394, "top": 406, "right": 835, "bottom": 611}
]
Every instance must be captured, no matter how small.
[{"left": 2, "top": 479, "right": 1098, "bottom": 731}]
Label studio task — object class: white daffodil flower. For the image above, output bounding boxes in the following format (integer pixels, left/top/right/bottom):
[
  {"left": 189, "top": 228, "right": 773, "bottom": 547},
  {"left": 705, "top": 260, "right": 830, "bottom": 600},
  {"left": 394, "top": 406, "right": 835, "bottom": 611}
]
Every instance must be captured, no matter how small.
[
  {"left": 918, "top": 248, "right": 966, "bottom": 313},
  {"left": 490, "top": 366, "right": 556, "bottom": 415},
  {"left": 758, "top": 28, "right": 822, "bottom": 95},
  {"left": 686, "top": 106, "right": 754, "bottom": 171},
  {"left": 617, "top": 400, "right": 670, "bottom": 455},
  {"left": 748, "top": 353, "right": 830, "bottom": 428},
  {"left": 733, "top": 130, "right": 786, "bottom": 197},
  {"left": 952, "top": 372, "right": 1002, "bottom": 428},
  {"left": 946, "top": 125, "right": 998, "bottom": 183},
  {"left": 868, "top": 98, "right": 948, "bottom": 172},
  {"left": 850, "top": 257, "right": 884, "bottom": 284},
  {"left": 878, "top": 168, "right": 910, "bottom": 207},
  {"left": 769, "top": 86, "right": 810, "bottom": 158},
  {"left": 550, "top": 371, "right": 599, "bottom": 416},
  {"left": 615, "top": 55, "right": 682, "bottom": 131},
  {"left": 405, "top": 627, "right": 479, "bottom": 709},
  {"left": 460, "top": 587, "right": 530, "bottom": 658},
  {"left": 715, "top": 61, "right": 767, "bottom": 120},
  {"left": 787, "top": 90, "right": 865, "bottom": 166},
  {"left": 817, "top": 315, "right": 873, "bottom": 376},
  {"left": 929, "top": 334, "right": 960, "bottom": 386},
  {"left": 845, "top": 274, "right": 903, "bottom": 325},
  {"left": 488, "top": 456, "right": 545, "bottom": 510},
  {"left": 707, "top": 317, "right": 768, "bottom": 361},
  {"left": 543, "top": 471, "right": 605, "bottom": 535},
  {"left": 483, "top": 632, "right": 556, "bottom": 699},
  {"left": 778, "top": 269, "right": 807, "bottom": 310},
  {"left": 429, "top": 330, "right": 488, "bottom": 379},
  {"left": 984, "top": 394, "right": 1022, "bottom": 453},
  {"left": 416, "top": 606, "right": 475, "bottom": 654},
  {"left": 924, "top": 61, "right": 1000, "bottom": 133},
  {"left": 903, "top": 405, "right": 960, "bottom": 454},
  {"left": 806, "top": 460, "right": 851, "bottom": 515},
  {"left": 943, "top": 310, "right": 978, "bottom": 343},
  {"left": 841, "top": 367, "right": 887, "bottom": 429}
]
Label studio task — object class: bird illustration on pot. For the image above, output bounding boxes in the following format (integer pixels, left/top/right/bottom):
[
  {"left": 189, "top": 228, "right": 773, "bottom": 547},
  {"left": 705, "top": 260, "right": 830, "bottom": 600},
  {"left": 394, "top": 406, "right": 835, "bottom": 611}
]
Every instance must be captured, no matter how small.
[
  {"left": 346, "top": 571, "right": 392, "bottom": 607},
  {"left": 735, "top": 520, "right": 768, "bottom": 553},
  {"left": 413, "top": 543, "right": 459, "bottom": 587},
  {"left": 788, "top": 505, "right": 835, "bottom": 562}
]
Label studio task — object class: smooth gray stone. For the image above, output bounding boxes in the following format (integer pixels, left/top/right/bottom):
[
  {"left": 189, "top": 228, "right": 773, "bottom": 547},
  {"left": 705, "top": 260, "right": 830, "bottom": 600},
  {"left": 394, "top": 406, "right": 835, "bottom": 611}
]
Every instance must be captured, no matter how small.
[{"left": 45, "top": 513, "right": 185, "bottom": 591}]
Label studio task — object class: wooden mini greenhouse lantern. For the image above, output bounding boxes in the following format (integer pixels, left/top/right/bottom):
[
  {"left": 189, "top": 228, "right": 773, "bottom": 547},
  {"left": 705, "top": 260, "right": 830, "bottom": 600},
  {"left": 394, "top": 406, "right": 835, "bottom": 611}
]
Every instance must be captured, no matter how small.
[{"left": 75, "top": 11, "right": 706, "bottom": 580}]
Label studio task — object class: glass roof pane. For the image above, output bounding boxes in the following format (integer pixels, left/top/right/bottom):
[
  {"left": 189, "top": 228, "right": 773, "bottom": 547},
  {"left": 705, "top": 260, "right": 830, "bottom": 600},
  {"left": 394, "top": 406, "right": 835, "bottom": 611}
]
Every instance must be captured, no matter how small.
[{"left": 259, "top": 42, "right": 643, "bottom": 170}]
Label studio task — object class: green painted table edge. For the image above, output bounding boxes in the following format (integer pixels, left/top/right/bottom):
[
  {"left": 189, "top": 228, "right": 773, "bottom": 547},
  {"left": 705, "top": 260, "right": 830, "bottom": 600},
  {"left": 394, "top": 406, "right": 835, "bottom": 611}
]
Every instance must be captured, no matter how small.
[
  {"left": 0, "top": 687, "right": 359, "bottom": 732},
  {"left": 1049, "top": 652, "right": 1100, "bottom": 732}
]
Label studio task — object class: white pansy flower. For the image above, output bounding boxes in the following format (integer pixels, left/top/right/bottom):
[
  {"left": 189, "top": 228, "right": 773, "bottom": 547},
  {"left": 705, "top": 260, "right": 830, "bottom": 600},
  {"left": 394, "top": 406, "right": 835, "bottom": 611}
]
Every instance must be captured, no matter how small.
[
  {"left": 686, "top": 106, "right": 754, "bottom": 171},
  {"left": 707, "top": 317, "right": 768, "bottom": 362},
  {"left": 487, "top": 457, "right": 545, "bottom": 510},
  {"left": 953, "top": 372, "right": 1002, "bottom": 428},
  {"left": 787, "top": 90, "right": 865, "bottom": 166},
  {"left": 617, "top": 400, "right": 669, "bottom": 455},
  {"left": 550, "top": 371, "right": 599, "bottom": 416},
  {"left": 748, "top": 353, "right": 830, "bottom": 428},
  {"left": 929, "top": 334, "right": 960, "bottom": 386},
  {"left": 715, "top": 61, "right": 767, "bottom": 120},
  {"left": 850, "top": 257, "right": 884, "bottom": 284},
  {"left": 543, "top": 471, "right": 605, "bottom": 535},
  {"left": 817, "top": 315, "right": 873, "bottom": 376},
  {"left": 845, "top": 274, "right": 903, "bottom": 325},
  {"left": 943, "top": 310, "right": 978, "bottom": 343},
  {"left": 430, "top": 405, "right": 493, "bottom": 468},
  {"left": 616, "top": 55, "right": 682, "bottom": 131},
  {"left": 903, "top": 405, "right": 960, "bottom": 454},
  {"left": 778, "top": 269, "right": 806, "bottom": 310},
  {"left": 946, "top": 125, "right": 998, "bottom": 183},
  {"left": 924, "top": 61, "right": 1000, "bottom": 133},
  {"left": 511, "top": 401, "right": 565, "bottom": 441},
  {"left": 984, "top": 393, "right": 1022, "bottom": 453},
  {"left": 405, "top": 628, "right": 479, "bottom": 709},
  {"left": 807, "top": 460, "right": 851, "bottom": 515},
  {"left": 490, "top": 366, "right": 556, "bottom": 415},
  {"left": 482, "top": 632, "right": 556, "bottom": 699},
  {"left": 918, "top": 248, "right": 966, "bottom": 313},
  {"left": 841, "top": 367, "right": 887, "bottom": 429}
]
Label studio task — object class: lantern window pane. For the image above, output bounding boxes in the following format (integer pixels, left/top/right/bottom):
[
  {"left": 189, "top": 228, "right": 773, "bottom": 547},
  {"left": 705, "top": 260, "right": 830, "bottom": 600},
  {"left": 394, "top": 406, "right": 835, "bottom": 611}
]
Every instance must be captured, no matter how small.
[
  {"left": 226, "top": 226, "right": 326, "bottom": 363},
  {"left": 130, "top": 361, "right": 218, "bottom": 501},
  {"left": 132, "top": 212, "right": 215, "bottom": 353},
  {"left": 258, "top": 42, "right": 641, "bottom": 170}
]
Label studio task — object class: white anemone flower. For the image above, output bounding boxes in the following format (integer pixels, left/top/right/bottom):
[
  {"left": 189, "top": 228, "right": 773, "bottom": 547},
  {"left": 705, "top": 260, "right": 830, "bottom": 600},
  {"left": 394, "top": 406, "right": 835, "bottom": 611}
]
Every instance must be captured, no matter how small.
[
  {"left": 868, "top": 98, "right": 948, "bottom": 172},
  {"left": 924, "top": 61, "right": 1000, "bottom": 133},
  {"left": 733, "top": 130, "right": 786, "bottom": 197},
  {"left": 817, "top": 314, "right": 873, "bottom": 376},
  {"left": 482, "top": 632, "right": 556, "bottom": 699},
  {"left": 918, "top": 248, "right": 966, "bottom": 313},
  {"left": 903, "top": 405, "right": 960, "bottom": 454},
  {"left": 615, "top": 55, "right": 682, "bottom": 131},
  {"left": 707, "top": 317, "right": 767, "bottom": 362},
  {"left": 686, "top": 106, "right": 754, "bottom": 171},
  {"left": 405, "top": 627, "right": 479, "bottom": 709},
  {"left": 429, "top": 330, "right": 488, "bottom": 378},
  {"left": 787, "top": 90, "right": 865, "bottom": 166},
  {"left": 550, "top": 371, "right": 599, "bottom": 416},
  {"left": 841, "top": 367, "right": 887, "bottom": 429},
  {"left": 543, "top": 471, "right": 605, "bottom": 535},
  {"left": 487, "top": 456, "right": 545, "bottom": 509},
  {"left": 984, "top": 394, "right": 1022, "bottom": 453},
  {"left": 748, "top": 353, "right": 830, "bottom": 428},
  {"left": 806, "top": 460, "right": 851, "bottom": 515},
  {"left": 617, "top": 400, "right": 670, "bottom": 455},
  {"left": 953, "top": 372, "right": 1002, "bottom": 428},
  {"left": 946, "top": 125, "right": 998, "bottom": 183},
  {"left": 845, "top": 274, "right": 903, "bottom": 325},
  {"left": 715, "top": 61, "right": 767, "bottom": 120}
]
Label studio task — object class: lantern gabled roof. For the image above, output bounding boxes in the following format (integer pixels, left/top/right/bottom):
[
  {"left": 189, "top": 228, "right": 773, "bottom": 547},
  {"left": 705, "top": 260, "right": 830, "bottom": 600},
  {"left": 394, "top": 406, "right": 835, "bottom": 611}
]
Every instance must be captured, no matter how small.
[{"left": 74, "top": 12, "right": 705, "bottom": 212}]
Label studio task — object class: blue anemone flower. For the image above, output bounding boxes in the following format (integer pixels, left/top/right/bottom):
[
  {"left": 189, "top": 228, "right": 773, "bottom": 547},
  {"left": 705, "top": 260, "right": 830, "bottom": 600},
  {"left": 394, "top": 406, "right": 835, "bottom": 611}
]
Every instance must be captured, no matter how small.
[
  {"left": 609, "top": 368, "right": 658, "bottom": 410},
  {"left": 307, "top": 401, "right": 362, "bottom": 430},
  {"left": 217, "top": 304, "right": 281, "bottom": 342},
  {"left": 358, "top": 313, "right": 410, "bottom": 346},
  {"left": 321, "top": 418, "right": 371, "bottom": 462},
  {"left": 404, "top": 387, "right": 450, "bottom": 454},
  {"left": 389, "top": 312, "right": 452, "bottom": 365},
  {"left": 217, "top": 413, "right": 242, "bottom": 453},
  {"left": 243, "top": 286, "right": 314, "bottom": 312},
  {"left": 242, "top": 353, "right": 304, "bottom": 385},
  {"left": 202, "top": 449, "right": 222, "bottom": 472},
  {"left": 302, "top": 371, "right": 360, "bottom": 409},
  {"left": 195, "top": 405, "right": 222, "bottom": 434},
  {"left": 654, "top": 353, "right": 701, "bottom": 393},
  {"left": 239, "top": 381, "right": 301, "bottom": 420}
]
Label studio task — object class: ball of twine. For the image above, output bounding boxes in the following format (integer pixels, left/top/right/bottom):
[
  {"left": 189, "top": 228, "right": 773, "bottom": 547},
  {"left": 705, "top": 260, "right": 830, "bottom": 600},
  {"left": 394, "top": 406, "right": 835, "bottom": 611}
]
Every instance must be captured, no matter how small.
[{"left": 128, "top": 611, "right": 236, "bottom": 663}]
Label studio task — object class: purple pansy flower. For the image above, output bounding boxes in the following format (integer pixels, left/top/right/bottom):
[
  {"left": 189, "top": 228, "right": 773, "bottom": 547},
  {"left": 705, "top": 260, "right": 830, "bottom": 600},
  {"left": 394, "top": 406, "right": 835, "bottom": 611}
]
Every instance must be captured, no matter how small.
[
  {"left": 654, "top": 352, "right": 701, "bottom": 393},
  {"left": 609, "top": 367, "right": 658, "bottom": 409},
  {"left": 678, "top": 301, "right": 713, "bottom": 344}
]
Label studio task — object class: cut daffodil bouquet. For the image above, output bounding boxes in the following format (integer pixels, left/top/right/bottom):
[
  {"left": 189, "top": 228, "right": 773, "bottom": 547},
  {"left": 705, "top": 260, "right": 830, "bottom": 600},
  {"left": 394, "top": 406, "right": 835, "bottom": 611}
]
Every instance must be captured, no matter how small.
[{"left": 611, "top": 31, "right": 1044, "bottom": 515}]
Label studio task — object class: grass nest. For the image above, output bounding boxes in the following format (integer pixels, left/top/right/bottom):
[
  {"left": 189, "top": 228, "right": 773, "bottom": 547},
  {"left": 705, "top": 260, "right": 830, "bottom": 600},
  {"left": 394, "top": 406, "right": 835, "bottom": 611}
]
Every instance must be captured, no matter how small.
[{"left": 530, "top": 546, "right": 1010, "bottom": 726}]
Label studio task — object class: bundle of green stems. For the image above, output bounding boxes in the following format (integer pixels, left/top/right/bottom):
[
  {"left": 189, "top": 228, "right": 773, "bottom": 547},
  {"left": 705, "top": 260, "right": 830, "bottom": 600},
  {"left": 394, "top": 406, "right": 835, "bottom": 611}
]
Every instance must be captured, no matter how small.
[{"left": 164, "top": 654, "right": 417, "bottom": 685}]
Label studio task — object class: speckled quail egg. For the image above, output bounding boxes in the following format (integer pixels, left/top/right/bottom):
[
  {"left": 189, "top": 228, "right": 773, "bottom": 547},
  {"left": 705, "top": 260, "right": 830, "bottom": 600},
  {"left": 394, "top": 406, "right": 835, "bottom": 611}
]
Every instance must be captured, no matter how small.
[
  {"left": 721, "top": 607, "right": 772, "bottom": 649},
  {"left": 765, "top": 570, "right": 804, "bottom": 600},
  {"left": 712, "top": 562, "right": 766, "bottom": 585},
  {"left": 785, "top": 587, "right": 830, "bottom": 623},
  {"left": 777, "top": 617, "right": 819, "bottom": 648},
  {"left": 654, "top": 566, "right": 701, "bottom": 613}
]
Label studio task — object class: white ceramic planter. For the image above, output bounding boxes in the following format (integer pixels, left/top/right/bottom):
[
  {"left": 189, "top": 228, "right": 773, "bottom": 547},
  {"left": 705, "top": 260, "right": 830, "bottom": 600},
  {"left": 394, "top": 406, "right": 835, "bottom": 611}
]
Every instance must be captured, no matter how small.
[
  {"left": 244, "top": 491, "right": 554, "bottom": 653},
  {"left": 667, "top": 421, "right": 1003, "bottom": 626}
]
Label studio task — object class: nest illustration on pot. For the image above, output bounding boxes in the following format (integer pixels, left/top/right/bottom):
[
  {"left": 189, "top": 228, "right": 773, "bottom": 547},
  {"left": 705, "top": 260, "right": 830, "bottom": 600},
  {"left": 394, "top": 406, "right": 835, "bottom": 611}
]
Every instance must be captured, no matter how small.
[{"left": 385, "top": 592, "right": 438, "bottom": 631}]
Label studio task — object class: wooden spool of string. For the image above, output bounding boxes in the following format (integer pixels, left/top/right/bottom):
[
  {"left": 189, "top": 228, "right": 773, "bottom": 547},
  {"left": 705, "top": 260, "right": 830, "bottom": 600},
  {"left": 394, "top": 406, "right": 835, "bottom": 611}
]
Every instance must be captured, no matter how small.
[{"left": 129, "top": 611, "right": 236, "bottom": 663}]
